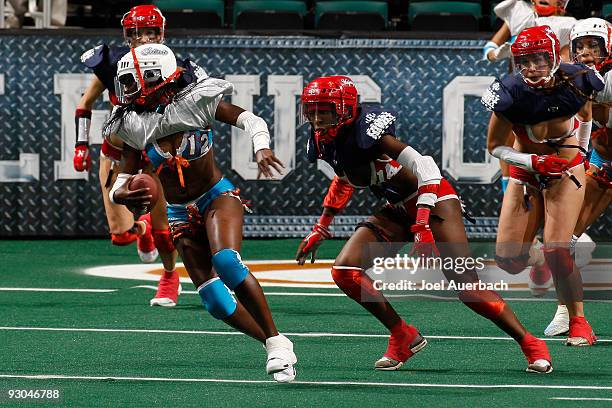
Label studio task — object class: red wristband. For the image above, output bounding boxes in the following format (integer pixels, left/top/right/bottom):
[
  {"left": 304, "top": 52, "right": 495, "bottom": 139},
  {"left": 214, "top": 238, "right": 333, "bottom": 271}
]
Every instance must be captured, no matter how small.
[{"left": 415, "top": 207, "right": 431, "bottom": 225}]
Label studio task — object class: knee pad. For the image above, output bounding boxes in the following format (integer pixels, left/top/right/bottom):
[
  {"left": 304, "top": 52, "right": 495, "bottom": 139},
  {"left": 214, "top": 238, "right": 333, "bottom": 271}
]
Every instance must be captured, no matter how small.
[
  {"left": 458, "top": 290, "right": 506, "bottom": 320},
  {"left": 153, "top": 229, "right": 175, "bottom": 254},
  {"left": 543, "top": 247, "right": 575, "bottom": 278},
  {"left": 211, "top": 249, "right": 249, "bottom": 290},
  {"left": 331, "top": 266, "right": 379, "bottom": 300},
  {"left": 197, "top": 278, "right": 237, "bottom": 320},
  {"left": 111, "top": 229, "right": 138, "bottom": 246},
  {"left": 495, "top": 253, "right": 529, "bottom": 274}
]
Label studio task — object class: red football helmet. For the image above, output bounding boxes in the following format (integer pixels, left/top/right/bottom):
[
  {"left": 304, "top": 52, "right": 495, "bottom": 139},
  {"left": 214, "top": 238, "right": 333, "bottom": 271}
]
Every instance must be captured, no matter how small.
[
  {"left": 532, "top": 0, "right": 569, "bottom": 16},
  {"left": 511, "top": 25, "right": 560, "bottom": 88},
  {"left": 301, "top": 75, "right": 358, "bottom": 144},
  {"left": 121, "top": 5, "right": 166, "bottom": 46}
]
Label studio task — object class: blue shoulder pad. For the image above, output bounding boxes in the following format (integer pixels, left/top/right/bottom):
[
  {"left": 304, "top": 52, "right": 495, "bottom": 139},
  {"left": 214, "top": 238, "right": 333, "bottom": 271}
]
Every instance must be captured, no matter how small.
[
  {"left": 355, "top": 107, "right": 398, "bottom": 149},
  {"left": 584, "top": 65, "right": 605, "bottom": 93},
  {"left": 481, "top": 78, "right": 514, "bottom": 112},
  {"left": 560, "top": 63, "right": 605, "bottom": 94},
  {"left": 80, "top": 44, "right": 106, "bottom": 69}
]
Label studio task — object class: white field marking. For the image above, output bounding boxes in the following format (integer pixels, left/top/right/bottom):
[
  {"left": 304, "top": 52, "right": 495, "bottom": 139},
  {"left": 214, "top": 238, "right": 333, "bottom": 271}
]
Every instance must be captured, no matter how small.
[
  {"left": 0, "top": 374, "right": 612, "bottom": 391},
  {"left": 2, "top": 286, "right": 612, "bottom": 304},
  {"left": 0, "top": 326, "right": 609, "bottom": 343},
  {"left": 82, "top": 260, "right": 612, "bottom": 289},
  {"left": 0, "top": 288, "right": 117, "bottom": 293},
  {"left": 130, "top": 285, "right": 612, "bottom": 303},
  {"left": 549, "top": 397, "right": 612, "bottom": 401}
]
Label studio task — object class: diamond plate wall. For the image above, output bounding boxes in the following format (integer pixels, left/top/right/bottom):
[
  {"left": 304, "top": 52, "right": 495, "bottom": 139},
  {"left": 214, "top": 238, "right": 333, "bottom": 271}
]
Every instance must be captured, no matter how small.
[{"left": 0, "top": 35, "right": 609, "bottom": 239}]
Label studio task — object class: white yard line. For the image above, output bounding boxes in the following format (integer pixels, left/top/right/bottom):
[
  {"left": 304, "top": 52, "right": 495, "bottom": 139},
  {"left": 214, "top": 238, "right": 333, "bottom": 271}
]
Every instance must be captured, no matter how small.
[
  {"left": 0, "top": 326, "right": 609, "bottom": 343},
  {"left": 0, "top": 374, "right": 611, "bottom": 390}
]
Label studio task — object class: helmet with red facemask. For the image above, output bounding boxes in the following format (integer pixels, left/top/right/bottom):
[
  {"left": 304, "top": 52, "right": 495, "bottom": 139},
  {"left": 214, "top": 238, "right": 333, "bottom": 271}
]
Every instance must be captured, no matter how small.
[
  {"left": 115, "top": 44, "right": 182, "bottom": 107},
  {"left": 301, "top": 76, "right": 358, "bottom": 144},
  {"left": 532, "top": 0, "right": 569, "bottom": 16},
  {"left": 511, "top": 25, "right": 560, "bottom": 88},
  {"left": 121, "top": 5, "right": 166, "bottom": 46}
]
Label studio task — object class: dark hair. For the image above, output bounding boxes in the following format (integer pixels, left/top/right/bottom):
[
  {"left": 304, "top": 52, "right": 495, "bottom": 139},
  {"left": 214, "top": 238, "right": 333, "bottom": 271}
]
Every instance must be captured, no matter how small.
[
  {"left": 103, "top": 80, "right": 181, "bottom": 136},
  {"left": 553, "top": 67, "right": 598, "bottom": 102}
]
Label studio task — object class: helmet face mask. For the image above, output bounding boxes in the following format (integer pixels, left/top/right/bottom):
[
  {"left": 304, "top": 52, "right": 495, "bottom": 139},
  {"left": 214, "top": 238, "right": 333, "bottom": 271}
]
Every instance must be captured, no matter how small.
[
  {"left": 300, "top": 76, "right": 358, "bottom": 144},
  {"left": 513, "top": 52, "right": 554, "bottom": 85},
  {"left": 512, "top": 26, "right": 560, "bottom": 88},
  {"left": 570, "top": 18, "right": 611, "bottom": 69},
  {"left": 572, "top": 36, "right": 607, "bottom": 67},
  {"left": 115, "top": 44, "right": 180, "bottom": 106},
  {"left": 121, "top": 5, "right": 166, "bottom": 47}
]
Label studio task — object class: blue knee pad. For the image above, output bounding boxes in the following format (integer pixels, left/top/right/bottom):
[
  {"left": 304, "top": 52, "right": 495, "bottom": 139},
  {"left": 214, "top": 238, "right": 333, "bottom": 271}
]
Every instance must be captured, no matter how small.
[
  {"left": 211, "top": 249, "right": 249, "bottom": 290},
  {"left": 197, "top": 278, "right": 237, "bottom": 320}
]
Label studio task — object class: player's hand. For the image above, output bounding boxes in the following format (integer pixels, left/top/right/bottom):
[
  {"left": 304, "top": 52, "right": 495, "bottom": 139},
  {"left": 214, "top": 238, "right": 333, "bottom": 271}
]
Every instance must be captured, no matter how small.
[
  {"left": 410, "top": 223, "right": 440, "bottom": 258},
  {"left": 112, "top": 179, "right": 152, "bottom": 214},
  {"left": 530, "top": 154, "right": 570, "bottom": 176},
  {"left": 256, "top": 148, "right": 284, "bottom": 179},
  {"left": 73, "top": 144, "right": 91, "bottom": 172},
  {"left": 296, "top": 223, "right": 331, "bottom": 265}
]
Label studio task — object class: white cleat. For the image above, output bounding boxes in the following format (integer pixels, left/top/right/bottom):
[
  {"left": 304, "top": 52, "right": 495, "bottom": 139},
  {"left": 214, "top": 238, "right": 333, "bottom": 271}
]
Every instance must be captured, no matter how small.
[
  {"left": 265, "top": 334, "right": 297, "bottom": 382},
  {"left": 526, "top": 359, "right": 553, "bottom": 374},
  {"left": 544, "top": 305, "right": 569, "bottom": 337},
  {"left": 273, "top": 366, "right": 297, "bottom": 383},
  {"left": 138, "top": 248, "right": 159, "bottom": 264}
]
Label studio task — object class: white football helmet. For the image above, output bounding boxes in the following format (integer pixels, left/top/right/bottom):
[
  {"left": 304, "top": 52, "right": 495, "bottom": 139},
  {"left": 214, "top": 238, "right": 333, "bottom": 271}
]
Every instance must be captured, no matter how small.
[
  {"left": 115, "top": 43, "right": 180, "bottom": 105},
  {"left": 570, "top": 18, "right": 611, "bottom": 68}
]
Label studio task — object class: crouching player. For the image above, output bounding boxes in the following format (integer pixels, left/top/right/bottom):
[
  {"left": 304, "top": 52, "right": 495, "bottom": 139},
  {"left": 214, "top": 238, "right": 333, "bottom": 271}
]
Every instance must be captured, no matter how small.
[{"left": 296, "top": 75, "right": 552, "bottom": 373}]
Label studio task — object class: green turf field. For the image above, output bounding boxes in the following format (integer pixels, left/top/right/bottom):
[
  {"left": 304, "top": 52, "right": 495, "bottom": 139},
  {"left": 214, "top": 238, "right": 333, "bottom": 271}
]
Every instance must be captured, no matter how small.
[{"left": 1, "top": 239, "right": 611, "bottom": 407}]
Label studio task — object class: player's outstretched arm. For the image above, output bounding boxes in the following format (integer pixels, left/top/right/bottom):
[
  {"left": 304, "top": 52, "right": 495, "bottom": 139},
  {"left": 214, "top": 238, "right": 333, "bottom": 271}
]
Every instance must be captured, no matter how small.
[
  {"left": 215, "top": 100, "right": 285, "bottom": 178},
  {"left": 296, "top": 177, "right": 354, "bottom": 265},
  {"left": 73, "top": 77, "right": 106, "bottom": 172}
]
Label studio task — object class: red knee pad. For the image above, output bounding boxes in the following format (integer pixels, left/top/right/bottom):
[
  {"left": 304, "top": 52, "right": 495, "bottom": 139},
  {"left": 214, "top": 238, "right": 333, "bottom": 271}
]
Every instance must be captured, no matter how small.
[
  {"left": 458, "top": 290, "right": 506, "bottom": 320},
  {"left": 153, "top": 228, "right": 175, "bottom": 254},
  {"left": 111, "top": 230, "right": 138, "bottom": 246},
  {"left": 331, "top": 266, "right": 379, "bottom": 300},
  {"left": 495, "top": 254, "right": 529, "bottom": 275},
  {"left": 543, "top": 247, "right": 575, "bottom": 279}
]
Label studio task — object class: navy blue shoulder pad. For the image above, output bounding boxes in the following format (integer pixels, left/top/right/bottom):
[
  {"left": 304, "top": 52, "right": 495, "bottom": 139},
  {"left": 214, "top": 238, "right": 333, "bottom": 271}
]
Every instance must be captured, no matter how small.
[
  {"left": 354, "top": 106, "right": 398, "bottom": 149},
  {"left": 558, "top": 63, "right": 605, "bottom": 94},
  {"left": 80, "top": 44, "right": 106, "bottom": 69},
  {"left": 481, "top": 77, "right": 515, "bottom": 112}
]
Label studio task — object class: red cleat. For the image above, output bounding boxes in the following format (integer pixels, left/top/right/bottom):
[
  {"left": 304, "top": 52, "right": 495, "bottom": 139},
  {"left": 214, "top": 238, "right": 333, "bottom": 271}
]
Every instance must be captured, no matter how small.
[
  {"left": 374, "top": 321, "right": 427, "bottom": 370},
  {"left": 150, "top": 270, "right": 181, "bottom": 307},
  {"left": 137, "top": 213, "right": 158, "bottom": 263},
  {"left": 528, "top": 262, "right": 553, "bottom": 297},
  {"left": 566, "top": 316, "right": 597, "bottom": 346},
  {"left": 520, "top": 333, "right": 553, "bottom": 373}
]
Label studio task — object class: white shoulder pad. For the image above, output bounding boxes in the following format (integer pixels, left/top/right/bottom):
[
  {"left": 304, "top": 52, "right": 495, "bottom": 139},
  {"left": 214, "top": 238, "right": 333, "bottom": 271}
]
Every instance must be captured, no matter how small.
[
  {"left": 189, "top": 77, "right": 234, "bottom": 100},
  {"left": 596, "top": 70, "right": 612, "bottom": 104},
  {"left": 494, "top": 0, "right": 536, "bottom": 36},
  {"left": 190, "top": 61, "right": 209, "bottom": 81}
]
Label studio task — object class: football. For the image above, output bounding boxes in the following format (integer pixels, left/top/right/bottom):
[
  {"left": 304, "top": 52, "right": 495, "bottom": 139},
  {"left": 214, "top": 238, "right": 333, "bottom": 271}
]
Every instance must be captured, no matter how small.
[{"left": 128, "top": 173, "right": 159, "bottom": 208}]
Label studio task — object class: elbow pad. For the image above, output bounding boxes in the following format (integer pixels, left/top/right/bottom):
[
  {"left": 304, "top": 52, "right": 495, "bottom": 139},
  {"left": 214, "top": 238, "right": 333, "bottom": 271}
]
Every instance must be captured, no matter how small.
[
  {"left": 323, "top": 176, "right": 354, "bottom": 211},
  {"left": 235, "top": 111, "right": 270, "bottom": 153},
  {"left": 397, "top": 147, "right": 441, "bottom": 207},
  {"left": 575, "top": 119, "right": 591, "bottom": 153}
]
